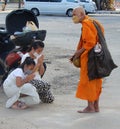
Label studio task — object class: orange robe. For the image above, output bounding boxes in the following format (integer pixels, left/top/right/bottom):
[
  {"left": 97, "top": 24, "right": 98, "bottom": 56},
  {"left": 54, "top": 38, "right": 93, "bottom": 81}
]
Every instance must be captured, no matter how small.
[{"left": 76, "top": 16, "right": 103, "bottom": 102}]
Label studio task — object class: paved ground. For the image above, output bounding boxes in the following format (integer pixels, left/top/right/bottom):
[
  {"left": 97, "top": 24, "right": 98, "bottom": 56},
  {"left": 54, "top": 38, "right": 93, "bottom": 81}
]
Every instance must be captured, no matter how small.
[
  {"left": 0, "top": 3, "right": 120, "bottom": 129},
  {"left": 0, "top": 2, "right": 19, "bottom": 12}
]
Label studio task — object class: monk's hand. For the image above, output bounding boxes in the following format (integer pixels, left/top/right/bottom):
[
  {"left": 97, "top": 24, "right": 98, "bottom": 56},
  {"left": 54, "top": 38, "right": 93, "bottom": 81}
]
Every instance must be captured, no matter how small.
[
  {"left": 74, "top": 48, "right": 85, "bottom": 58},
  {"left": 69, "top": 55, "right": 75, "bottom": 63},
  {"left": 69, "top": 53, "right": 79, "bottom": 63},
  {"left": 74, "top": 51, "right": 81, "bottom": 58}
]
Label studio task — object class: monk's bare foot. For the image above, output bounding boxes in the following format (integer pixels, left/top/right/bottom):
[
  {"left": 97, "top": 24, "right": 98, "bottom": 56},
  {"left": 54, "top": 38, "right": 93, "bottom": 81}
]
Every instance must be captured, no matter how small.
[
  {"left": 95, "top": 108, "right": 99, "bottom": 112},
  {"left": 94, "top": 103, "right": 100, "bottom": 112},
  {"left": 77, "top": 106, "right": 95, "bottom": 113},
  {"left": 94, "top": 106, "right": 99, "bottom": 112}
]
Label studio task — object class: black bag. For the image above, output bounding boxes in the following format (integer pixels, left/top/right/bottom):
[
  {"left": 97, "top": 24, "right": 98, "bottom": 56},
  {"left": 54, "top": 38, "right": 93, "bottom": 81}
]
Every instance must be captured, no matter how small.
[
  {"left": 88, "top": 21, "right": 118, "bottom": 80},
  {"left": 5, "top": 9, "right": 46, "bottom": 47},
  {"left": 11, "top": 30, "right": 46, "bottom": 47}
]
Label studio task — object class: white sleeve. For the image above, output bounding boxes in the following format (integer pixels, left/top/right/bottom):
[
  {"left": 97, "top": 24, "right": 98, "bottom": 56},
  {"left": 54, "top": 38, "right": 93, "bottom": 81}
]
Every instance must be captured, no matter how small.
[
  {"left": 21, "top": 53, "right": 30, "bottom": 64},
  {"left": 13, "top": 68, "right": 24, "bottom": 78}
]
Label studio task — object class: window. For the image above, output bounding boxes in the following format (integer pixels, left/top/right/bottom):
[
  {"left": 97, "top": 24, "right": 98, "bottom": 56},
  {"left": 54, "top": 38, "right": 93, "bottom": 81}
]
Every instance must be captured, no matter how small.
[
  {"left": 50, "top": 0, "right": 62, "bottom": 2},
  {"left": 67, "top": 0, "right": 77, "bottom": 2},
  {"left": 40, "top": 0, "right": 49, "bottom": 2},
  {"left": 26, "top": 0, "right": 49, "bottom": 2},
  {"left": 80, "top": 0, "right": 88, "bottom": 2}
]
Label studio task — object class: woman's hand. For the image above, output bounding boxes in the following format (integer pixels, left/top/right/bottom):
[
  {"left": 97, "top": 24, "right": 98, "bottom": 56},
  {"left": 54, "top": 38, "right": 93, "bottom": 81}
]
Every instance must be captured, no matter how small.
[
  {"left": 16, "top": 74, "right": 35, "bottom": 87},
  {"left": 32, "top": 55, "right": 44, "bottom": 73},
  {"left": 37, "top": 55, "right": 45, "bottom": 76},
  {"left": 26, "top": 73, "right": 35, "bottom": 82},
  {"left": 37, "top": 55, "right": 44, "bottom": 65}
]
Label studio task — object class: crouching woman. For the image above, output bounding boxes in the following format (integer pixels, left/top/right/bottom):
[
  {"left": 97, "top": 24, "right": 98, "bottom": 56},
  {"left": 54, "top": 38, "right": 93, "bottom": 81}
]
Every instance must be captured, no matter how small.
[{"left": 3, "top": 57, "right": 40, "bottom": 109}]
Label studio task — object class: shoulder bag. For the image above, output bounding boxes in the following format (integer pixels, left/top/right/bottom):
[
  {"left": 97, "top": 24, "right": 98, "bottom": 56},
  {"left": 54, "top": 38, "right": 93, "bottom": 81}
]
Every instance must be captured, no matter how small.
[{"left": 88, "top": 21, "right": 118, "bottom": 80}]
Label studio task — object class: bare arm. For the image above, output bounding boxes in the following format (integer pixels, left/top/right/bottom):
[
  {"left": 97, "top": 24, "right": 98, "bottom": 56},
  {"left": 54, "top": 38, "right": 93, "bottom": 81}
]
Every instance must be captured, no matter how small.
[
  {"left": 38, "top": 64, "right": 45, "bottom": 76},
  {"left": 70, "top": 47, "right": 85, "bottom": 62},
  {"left": 36, "top": 55, "right": 45, "bottom": 76},
  {"left": 74, "top": 47, "right": 86, "bottom": 58}
]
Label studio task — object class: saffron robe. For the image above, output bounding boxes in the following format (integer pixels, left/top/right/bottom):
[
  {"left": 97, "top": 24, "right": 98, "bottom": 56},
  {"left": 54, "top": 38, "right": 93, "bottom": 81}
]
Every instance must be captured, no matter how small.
[{"left": 76, "top": 16, "right": 104, "bottom": 101}]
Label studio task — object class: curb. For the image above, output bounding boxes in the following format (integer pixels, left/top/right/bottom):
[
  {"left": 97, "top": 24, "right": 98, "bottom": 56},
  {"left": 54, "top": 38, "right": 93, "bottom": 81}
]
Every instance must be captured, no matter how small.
[{"left": 95, "top": 10, "right": 120, "bottom": 14}]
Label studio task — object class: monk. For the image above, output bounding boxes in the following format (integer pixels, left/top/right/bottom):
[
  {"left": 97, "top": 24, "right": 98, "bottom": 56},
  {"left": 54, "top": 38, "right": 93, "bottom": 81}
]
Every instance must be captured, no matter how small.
[{"left": 70, "top": 7, "right": 104, "bottom": 113}]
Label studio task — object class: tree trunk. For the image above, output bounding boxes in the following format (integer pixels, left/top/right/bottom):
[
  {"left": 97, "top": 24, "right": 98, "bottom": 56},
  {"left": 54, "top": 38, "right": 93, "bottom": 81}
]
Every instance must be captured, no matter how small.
[
  {"left": 93, "top": 0, "right": 115, "bottom": 10},
  {"left": 93, "top": 0, "right": 101, "bottom": 10}
]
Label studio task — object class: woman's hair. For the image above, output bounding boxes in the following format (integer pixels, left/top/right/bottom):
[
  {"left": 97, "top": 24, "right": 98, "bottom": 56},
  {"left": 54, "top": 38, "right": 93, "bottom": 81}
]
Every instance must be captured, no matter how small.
[
  {"left": 28, "top": 40, "right": 44, "bottom": 52},
  {"left": 20, "top": 57, "right": 35, "bottom": 70}
]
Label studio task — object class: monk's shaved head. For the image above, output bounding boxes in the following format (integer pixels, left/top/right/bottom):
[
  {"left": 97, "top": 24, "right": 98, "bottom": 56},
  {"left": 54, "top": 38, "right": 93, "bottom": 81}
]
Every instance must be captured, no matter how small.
[{"left": 72, "top": 6, "right": 86, "bottom": 22}]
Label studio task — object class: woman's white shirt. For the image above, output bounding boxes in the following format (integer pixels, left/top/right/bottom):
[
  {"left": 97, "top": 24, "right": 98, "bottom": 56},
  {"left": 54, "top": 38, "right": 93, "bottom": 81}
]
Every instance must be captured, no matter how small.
[
  {"left": 21, "top": 53, "right": 41, "bottom": 64},
  {"left": 21, "top": 53, "right": 30, "bottom": 64},
  {"left": 3, "top": 68, "right": 40, "bottom": 108},
  {"left": 8, "top": 68, "right": 25, "bottom": 79},
  {"left": 3, "top": 68, "right": 26, "bottom": 98},
  {"left": 3, "top": 68, "right": 26, "bottom": 87}
]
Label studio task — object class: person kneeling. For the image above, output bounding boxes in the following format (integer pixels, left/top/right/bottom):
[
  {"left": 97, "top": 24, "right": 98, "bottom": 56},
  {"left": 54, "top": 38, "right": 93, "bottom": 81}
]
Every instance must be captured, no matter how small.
[{"left": 3, "top": 57, "right": 40, "bottom": 109}]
